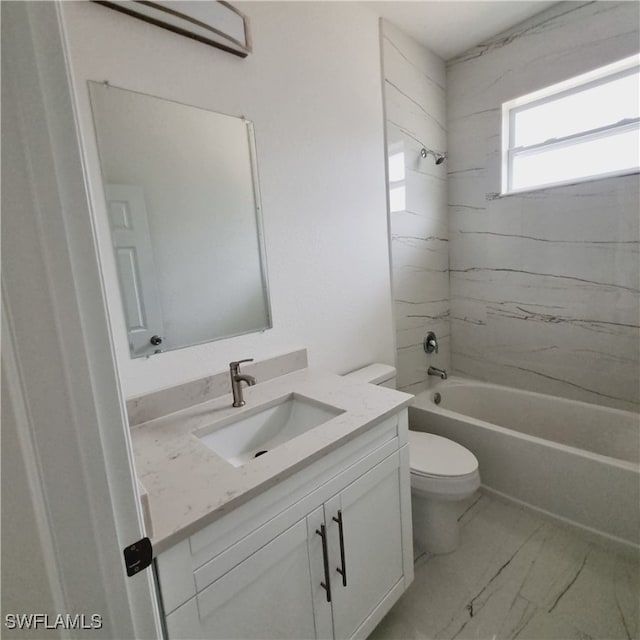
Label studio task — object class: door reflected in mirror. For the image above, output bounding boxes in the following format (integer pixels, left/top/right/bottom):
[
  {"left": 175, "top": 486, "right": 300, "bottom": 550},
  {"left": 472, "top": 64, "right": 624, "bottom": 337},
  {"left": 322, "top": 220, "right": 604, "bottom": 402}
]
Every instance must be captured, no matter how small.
[{"left": 88, "top": 82, "right": 271, "bottom": 358}]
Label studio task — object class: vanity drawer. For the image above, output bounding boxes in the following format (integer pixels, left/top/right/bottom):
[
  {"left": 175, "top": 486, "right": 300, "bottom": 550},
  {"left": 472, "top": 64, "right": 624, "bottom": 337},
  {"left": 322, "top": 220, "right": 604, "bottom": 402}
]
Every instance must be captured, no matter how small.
[{"left": 156, "top": 413, "right": 403, "bottom": 614}]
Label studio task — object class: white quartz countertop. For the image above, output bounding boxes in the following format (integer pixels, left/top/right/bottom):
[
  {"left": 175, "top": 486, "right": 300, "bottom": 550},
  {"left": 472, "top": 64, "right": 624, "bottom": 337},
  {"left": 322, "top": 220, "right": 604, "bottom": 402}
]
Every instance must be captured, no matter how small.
[{"left": 131, "top": 368, "right": 413, "bottom": 553}]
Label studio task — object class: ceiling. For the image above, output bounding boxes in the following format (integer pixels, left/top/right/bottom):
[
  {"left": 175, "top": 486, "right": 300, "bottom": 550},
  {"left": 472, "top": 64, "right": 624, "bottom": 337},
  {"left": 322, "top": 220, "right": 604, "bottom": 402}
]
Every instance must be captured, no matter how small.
[{"left": 366, "top": 1, "right": 558, "bottom": 60}]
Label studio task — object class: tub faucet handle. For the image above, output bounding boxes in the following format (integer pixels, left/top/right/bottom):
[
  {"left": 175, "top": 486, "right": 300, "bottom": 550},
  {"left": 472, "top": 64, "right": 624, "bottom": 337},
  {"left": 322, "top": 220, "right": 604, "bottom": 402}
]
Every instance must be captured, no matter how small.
[{"left": 424, "top": 332, "right": 439, "bottom": 354}]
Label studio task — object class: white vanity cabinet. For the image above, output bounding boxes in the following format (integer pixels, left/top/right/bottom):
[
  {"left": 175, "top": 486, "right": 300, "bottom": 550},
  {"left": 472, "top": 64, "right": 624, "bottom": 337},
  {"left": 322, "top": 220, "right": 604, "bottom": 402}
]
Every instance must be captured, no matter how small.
[{"left": 156, "top": 410, "right": 412, "bottom": 640}]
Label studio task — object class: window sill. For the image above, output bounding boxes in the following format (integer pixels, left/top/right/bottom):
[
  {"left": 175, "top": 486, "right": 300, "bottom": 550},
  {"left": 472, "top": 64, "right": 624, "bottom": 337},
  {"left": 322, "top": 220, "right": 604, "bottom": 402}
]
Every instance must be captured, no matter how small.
[{"left": 497, "top": 166, "right": 640, "bottom": 198}]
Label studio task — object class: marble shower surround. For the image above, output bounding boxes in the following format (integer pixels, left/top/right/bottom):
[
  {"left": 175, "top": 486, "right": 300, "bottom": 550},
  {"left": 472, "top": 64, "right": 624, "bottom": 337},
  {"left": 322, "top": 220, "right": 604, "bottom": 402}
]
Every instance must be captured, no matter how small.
[
  {"left": 446, "top": 1, "right": 640, "bottom": 411},
  {"left": 381, "top": 20, "right": 449, "bottom": 394}
]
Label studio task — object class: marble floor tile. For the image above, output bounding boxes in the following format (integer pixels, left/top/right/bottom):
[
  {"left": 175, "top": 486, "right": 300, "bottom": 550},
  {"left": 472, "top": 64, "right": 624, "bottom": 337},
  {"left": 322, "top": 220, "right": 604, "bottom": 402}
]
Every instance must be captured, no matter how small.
[
  {"left": 513, "top": 609, "right": 593, "bottom": 640},
  {"left": 518, "top": 524, "right": 591, "bottom": 610},
  {"left": 545, "top": 546, "right": 639, "bottom": 640},
  {"left": 369, "top": 494, "right": 639, "bottom": 640},
  {"left": 431, "top": 495, "right": 544, "bottom": 597}
]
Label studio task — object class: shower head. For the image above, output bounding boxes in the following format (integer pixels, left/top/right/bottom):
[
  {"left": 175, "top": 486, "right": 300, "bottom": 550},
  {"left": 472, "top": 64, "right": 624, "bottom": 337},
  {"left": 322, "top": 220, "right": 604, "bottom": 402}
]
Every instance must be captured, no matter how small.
[{"left": 421, "top": 148, "right": 447, "bottom": 165}]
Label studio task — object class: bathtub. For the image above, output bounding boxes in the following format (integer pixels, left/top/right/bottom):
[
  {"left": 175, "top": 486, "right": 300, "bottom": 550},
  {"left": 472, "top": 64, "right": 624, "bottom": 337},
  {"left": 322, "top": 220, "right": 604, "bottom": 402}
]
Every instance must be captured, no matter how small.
[{"left": 410, "top": 377, "right": 640, "bottom": 552}]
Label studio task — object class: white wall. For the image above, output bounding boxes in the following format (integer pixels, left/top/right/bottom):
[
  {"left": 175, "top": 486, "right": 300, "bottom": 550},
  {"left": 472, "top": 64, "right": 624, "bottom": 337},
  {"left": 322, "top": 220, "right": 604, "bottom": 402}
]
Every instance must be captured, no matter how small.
[
  {"left": 447, "top": 1, "right": 640, "bottom": 410},
  {"left": 381, "top": 20, "right": 449, "bottom": 393},
  {"left": 60, "top": 1, "right": 395, "bottom": 397}
]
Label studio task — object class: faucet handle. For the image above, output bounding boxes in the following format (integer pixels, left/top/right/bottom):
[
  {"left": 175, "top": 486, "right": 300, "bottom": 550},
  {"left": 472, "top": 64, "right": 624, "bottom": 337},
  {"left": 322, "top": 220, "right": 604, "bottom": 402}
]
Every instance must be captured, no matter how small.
[
  {"left": 229, "top": 358, "right": 254, "bottom": 370},
  {"left": 423, "top": 332, "right": 439, "bottom": 354}
]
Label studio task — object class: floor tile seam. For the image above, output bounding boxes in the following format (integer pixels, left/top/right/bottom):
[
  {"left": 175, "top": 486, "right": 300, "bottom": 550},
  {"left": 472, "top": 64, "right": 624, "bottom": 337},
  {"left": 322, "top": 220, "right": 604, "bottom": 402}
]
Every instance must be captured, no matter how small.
[
  {"left": 542, "top": 603, "right": 616, "bottom": 640},
  {"left": 504, "top": 595, "right": 539, "bottom": 639},
  {"left": 466, "top": 521, "right": 548, "bottom": 614},
  {"left": 437, "top": 561, "right": 539, "bottom": 637},
  {"left": 512, "top": 611, "right": 594, "bottom": 640},
  {"left": 457, "top": 494, "right": 486, "bottom": 525},
  {"left": 613, "top": 591, "right": 633, "bottom": 640},
  {"left": 512, "top": 521, "right": 563, "bottom": 604},
  {"left": 547, "top": 549, "right": 590, "bottom": 614},
  {"left": 519, "top": 532, "right": 590, "bottom": 610}
]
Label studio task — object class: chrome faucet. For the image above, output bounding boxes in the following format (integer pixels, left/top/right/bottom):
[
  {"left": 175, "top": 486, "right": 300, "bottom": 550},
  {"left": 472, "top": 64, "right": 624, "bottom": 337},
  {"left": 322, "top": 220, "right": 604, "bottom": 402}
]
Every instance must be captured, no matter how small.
[
  {"left": 229, "top": 359, "right": 257, "bottom": 407},
  {"left": 427, "top": 366, "right": 448, "bottom": 380}
]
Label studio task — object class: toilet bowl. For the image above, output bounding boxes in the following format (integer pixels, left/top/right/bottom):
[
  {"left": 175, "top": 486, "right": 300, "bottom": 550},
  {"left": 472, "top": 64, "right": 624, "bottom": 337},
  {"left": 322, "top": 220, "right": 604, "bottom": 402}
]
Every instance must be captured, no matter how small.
[
  {"left": 409, "top": 430, "right": 480, "bottom": 554},
  {"left": 344, "top": 363, "right": 481, "bottom": 555}
]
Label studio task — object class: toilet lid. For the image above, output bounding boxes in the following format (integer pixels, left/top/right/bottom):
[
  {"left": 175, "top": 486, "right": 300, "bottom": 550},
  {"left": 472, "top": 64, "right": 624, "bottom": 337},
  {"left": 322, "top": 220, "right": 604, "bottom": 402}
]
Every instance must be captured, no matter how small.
[{"left": 409, "top": 431, "right": 478, "bottom": 477}]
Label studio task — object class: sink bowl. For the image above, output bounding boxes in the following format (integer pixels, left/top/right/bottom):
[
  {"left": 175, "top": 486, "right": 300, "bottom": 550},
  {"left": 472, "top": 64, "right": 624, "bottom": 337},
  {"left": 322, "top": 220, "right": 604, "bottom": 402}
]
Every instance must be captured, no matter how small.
[{"left": 197, "top": 394, "right": 344, "bottom": 467}]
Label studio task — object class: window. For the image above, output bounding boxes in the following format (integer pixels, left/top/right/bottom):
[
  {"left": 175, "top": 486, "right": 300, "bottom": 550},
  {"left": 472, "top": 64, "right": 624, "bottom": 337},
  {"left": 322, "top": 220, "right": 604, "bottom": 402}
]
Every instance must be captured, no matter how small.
[
  {"left": 502, "top": 54, "right": 640, "bottom": 194},
  {"left": 388, "top": 144, "right": 406, "bottom": 212}
]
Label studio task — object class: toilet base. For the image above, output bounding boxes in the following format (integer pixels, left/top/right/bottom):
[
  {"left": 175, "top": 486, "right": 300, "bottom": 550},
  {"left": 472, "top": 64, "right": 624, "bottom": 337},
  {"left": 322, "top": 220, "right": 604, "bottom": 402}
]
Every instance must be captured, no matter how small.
[{"left": 411, "top": 494, "right": 462, "bottom": 555}]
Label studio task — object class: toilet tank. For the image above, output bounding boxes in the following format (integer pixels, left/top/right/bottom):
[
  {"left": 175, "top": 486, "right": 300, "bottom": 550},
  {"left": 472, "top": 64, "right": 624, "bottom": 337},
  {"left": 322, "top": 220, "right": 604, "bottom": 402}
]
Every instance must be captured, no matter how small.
[{"left": 343, "top": 364, "right": 397, "bottom": 389}]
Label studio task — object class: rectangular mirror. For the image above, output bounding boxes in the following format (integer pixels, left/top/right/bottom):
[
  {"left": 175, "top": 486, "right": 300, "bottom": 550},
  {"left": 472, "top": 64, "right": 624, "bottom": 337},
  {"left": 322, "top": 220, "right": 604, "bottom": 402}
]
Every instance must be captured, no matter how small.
[{"left": 88, "top": 82, "right": 271, "bottom": 358}]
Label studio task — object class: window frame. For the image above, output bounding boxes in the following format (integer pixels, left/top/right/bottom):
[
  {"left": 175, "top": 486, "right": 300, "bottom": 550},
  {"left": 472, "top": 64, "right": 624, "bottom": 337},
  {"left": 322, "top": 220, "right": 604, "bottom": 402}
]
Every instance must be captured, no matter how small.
[
  {"left": 387, "top": 142, "right": 406, "bottom": 213},
  {"left": 501, "top": 54, "right": 640, "bottom": 195}
]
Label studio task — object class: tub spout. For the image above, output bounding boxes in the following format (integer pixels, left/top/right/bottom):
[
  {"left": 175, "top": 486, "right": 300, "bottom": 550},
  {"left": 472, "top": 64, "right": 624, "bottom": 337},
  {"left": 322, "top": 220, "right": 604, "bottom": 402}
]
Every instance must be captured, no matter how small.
[{"left": 428, "top": 366, "right": 448, "bottom": 380}]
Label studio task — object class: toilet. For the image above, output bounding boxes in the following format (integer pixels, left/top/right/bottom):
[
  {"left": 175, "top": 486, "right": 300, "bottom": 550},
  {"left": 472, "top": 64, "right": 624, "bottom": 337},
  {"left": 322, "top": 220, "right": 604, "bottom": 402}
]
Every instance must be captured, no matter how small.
[
  {"left": 345, "top": 364, "right": 480, "bottom": 555},
  {"left": 408, "top": 430, "right": 480, "bottom": 553}
]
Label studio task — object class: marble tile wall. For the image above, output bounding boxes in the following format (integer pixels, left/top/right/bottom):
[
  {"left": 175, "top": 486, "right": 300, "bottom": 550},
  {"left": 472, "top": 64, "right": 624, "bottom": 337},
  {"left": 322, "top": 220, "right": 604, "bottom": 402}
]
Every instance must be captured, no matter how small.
[
  {"left": 381, "top": 20, "right": 449, "bottom": 394},
  {"left": 447, "top": 1, "right": 640, "bottom": 411}
]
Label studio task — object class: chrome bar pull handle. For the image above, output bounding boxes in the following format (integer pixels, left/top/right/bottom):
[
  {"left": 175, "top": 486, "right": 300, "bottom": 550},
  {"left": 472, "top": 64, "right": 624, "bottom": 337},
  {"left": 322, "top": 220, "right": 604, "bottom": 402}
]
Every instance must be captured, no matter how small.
[
  {"left": 316, "top": 524, "right": 332, "bottom": 602},
  {"left": 332, "top": 510, "right": 347, "bottom": 587}
]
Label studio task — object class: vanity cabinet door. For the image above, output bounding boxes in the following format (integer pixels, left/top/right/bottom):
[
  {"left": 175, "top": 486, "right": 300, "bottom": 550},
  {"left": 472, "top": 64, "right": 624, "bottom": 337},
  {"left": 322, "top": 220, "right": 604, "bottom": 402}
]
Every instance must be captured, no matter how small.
[
  {"left": 326, "top": 451, "right": 405, "bottom": 639},
  {"left": 165, "top": 518, "right": 318, "bottom": 640}
]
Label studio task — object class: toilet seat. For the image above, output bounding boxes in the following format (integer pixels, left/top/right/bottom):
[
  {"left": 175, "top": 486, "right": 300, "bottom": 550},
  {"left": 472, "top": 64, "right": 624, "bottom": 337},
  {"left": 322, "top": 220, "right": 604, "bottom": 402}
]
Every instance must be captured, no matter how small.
[
  {"left": 409, "top": 431, "right": 478, "bottom": 478},
  {"left": 408, "top": 431, "right": 481, "bottom": 501},
  {"left": 410, "top": 468, "right": 480, "bottom": 499}
]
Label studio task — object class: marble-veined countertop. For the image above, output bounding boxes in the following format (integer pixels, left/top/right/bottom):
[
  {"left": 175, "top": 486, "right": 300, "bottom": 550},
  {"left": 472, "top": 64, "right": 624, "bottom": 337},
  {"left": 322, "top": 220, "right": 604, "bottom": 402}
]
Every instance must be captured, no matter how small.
[{"left": 132, "top": 368, "right": 413, "bottom": 553}]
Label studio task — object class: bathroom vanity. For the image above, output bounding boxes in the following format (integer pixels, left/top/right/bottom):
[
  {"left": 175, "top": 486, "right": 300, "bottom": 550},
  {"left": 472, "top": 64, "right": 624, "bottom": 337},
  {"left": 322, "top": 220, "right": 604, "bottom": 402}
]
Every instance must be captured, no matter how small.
[{"left": 132, "top": 368, "right": 413, "bottom": 639}]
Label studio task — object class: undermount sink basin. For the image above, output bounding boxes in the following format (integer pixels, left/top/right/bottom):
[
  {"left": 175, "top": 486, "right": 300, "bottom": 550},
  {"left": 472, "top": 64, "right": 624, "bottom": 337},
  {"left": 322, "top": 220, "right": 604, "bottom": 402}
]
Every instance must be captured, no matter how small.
[{"left": 197, "top": 394, "right": 344, "bottom": 467}]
